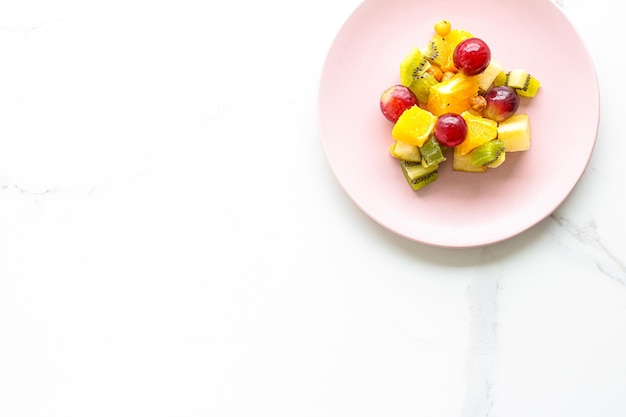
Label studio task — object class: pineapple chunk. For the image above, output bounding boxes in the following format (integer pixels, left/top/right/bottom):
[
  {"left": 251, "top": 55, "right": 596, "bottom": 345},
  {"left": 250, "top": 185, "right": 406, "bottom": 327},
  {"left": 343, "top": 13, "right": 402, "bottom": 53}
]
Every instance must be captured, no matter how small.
[
  {"left": 476, "top": 59, "right": 504, "bottom": 92},
  {"left": 389, "top": 140, "right": 421, "bottom": 162},
  {"left": 452, "top": 146, "right": 487, "bottom": 172},
  {"left": 498, "top": 114, "right": 531, "bottom": 152}
]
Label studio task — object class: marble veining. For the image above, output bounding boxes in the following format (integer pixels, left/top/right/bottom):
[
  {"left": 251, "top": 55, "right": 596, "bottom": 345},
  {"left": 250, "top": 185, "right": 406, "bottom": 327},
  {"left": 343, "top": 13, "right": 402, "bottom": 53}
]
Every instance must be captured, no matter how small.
[
  {"left": 0, "top": 183, "right": 98, "bottom": 211},
  {"left": 550, "top": 212, "right": 626, "bottom": 285},
  {"left": 462, "top": 249, "right": 503, "bottom": 417}
]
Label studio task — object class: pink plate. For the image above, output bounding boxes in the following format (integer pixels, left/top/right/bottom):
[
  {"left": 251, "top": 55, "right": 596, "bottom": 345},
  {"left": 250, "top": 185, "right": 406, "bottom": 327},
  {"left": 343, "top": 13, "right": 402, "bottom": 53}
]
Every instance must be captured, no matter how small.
[{"left": 318, "top": 0, "right": 599, "bottom": 248}]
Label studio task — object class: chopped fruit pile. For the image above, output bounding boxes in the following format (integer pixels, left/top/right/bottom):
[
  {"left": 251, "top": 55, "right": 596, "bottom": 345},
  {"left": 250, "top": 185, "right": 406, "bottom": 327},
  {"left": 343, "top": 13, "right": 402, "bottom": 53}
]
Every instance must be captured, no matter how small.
[{"left": 379, "top": 20, "right": 541, "bottom": 191}]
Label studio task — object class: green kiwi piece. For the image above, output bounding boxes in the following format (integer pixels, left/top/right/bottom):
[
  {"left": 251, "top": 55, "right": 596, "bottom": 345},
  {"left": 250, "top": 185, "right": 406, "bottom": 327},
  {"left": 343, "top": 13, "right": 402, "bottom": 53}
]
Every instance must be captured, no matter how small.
[
  {"left": 399, "top": 47, "right": 431, "bottom": 86},
  {"left": 470, "top": 139, "right": 505, "bottom": 167},
  {"left": 422, "top": 35, "right": 448, "bottom": 66},
  {"left": 504, "top": 69, "right": 541, "bottom": 97},
  {"left": 408, "top": 72, "right": 438, "bottom": 104},
  {"left": 400, "top": 160, "right": 438, "bottom": 191},
  {"left": 419, "top": 135, "right": 446, "bottom": 168},
  {"left": 486, "top": 149, "right": 506, "bottom": 168},
  {"left": 493, "top": 71, "right": 508, "bottom": 87}
]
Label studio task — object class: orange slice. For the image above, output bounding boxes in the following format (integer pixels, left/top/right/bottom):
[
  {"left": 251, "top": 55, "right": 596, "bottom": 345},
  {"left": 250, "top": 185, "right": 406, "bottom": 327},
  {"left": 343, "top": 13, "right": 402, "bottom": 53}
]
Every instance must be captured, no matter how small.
[
  {"left": 391, "top": 105, "right": 437, "bottom": 147},
  {"left": 426, "top": 73, "right": 479, "bottom": 116},
  {"left": 446, "top": 29, "right": 474, "bottom": 52},
  {"left": 455, "top": 111, "right": 498, "bottom": 155}
]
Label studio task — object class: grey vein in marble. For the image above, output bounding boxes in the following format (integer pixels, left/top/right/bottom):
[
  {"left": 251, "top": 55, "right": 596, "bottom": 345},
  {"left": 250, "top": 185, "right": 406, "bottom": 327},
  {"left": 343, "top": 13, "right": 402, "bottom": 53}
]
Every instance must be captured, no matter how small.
[
  {"left": 0, "top": 184, "right": 97, "bottom": 209},
  {"left": 461, "top": 248, "right": 502, "bottom": 417},
  {"left": 551, "top": 212, "right": 626, "bottom": 285}
]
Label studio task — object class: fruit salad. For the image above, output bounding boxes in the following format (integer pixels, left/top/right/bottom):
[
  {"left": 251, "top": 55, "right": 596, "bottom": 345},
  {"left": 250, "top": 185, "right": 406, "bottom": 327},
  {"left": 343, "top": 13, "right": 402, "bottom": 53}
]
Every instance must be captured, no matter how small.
[{"left": 379, "top": 20, "right": 541, "bottom": 191}]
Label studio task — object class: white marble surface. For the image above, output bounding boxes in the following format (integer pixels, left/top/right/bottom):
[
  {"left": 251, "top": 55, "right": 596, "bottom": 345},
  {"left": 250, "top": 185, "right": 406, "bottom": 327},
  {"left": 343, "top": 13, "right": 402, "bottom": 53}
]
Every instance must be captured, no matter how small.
[{"left": 0, "top": 0, "right": 624, "bottom": 416}]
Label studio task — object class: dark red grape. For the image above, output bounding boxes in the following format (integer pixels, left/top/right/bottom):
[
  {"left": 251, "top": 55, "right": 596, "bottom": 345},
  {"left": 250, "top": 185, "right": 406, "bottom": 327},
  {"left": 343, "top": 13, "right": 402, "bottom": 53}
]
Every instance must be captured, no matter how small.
[
  {"left": 380, "top": 85, "right": 419, "bottom": 122},
  {"left": 482, "top": 86, "right": 520, "bottom": 122},
  {"left": 453, "top": 38, "right": 491, "bottom": 76},
  {"left": 433, "top": 113, "right": 467, "bottom": 147}
]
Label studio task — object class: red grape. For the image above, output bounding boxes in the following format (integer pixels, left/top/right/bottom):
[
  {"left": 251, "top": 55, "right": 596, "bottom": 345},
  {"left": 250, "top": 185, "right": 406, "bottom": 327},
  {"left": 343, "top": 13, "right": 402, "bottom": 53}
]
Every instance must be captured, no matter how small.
[
  {"left": 482, "top": 86, "right": 520, "bottom": 122},
  {"left": 380, "top": 85, "right": 418, "bottom": 123},
  {"left": 453, "top": 38, "right": 491, "bottom": 76},
  {"left": 433, "top": 113, "right": 467, "bottom": 147}
]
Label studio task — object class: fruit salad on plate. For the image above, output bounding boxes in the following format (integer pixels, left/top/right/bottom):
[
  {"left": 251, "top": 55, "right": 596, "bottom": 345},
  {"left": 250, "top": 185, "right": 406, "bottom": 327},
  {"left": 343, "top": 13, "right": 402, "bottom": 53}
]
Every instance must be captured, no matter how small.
[{"left": 380, "top": 20, "right": 541, "bottom": 190}]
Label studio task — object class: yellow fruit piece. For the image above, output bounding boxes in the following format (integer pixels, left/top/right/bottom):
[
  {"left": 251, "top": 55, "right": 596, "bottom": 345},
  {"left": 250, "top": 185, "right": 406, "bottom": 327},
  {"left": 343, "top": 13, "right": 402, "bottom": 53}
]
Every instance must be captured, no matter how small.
[
  {"left": 455, "top": 111, "right": 498, "bottom": 155},
  {"left": 440, "top": 28, "right": 473, "bottom": 73},
  {"left": 452, "top": 146, "right": 487, "bottom": 172},
  {"left": 426, "top": 73, "right": 479, "bottom": 116},
  {"left": 476, "top": 59, "right": 504, "bottom": 92},
  {"left": 389, "top": 140, "right": 422, "bottom": 162},
  {"left": 440, "top": 60, "right": 457, "bottom": 74},
  {"left": 493, "top": 71, "right": 508, "bottom": 87},
  {"left": 391, "top": 105, "right": 437, "bottom": 147},
  {"left": 434, "top": 20, "right": 451, "bottom": 37},
  {"left": 497, "top": 113, "right": 531, "bottom": 152},
  {"left": 446, "top": 29, "right": 473, "bottom": 52}
]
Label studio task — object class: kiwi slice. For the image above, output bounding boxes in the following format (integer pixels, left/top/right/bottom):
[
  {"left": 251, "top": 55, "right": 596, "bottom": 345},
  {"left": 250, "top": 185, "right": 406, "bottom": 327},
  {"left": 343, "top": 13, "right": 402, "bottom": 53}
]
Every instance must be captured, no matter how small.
[
  {"left": 470, "top": 139, "right": 505, "bottom": 167},
  {"left": 503, "top": 69, "right": 541, "bottom": 97},
  {"left": 419, "top": 135, "right": 446, "bottom": 167},
  {"left": 452, "top": 149, "right": 487, "bottom": 173},
  {"left": 399, "top": 47, "right": 431, "bottom": 86},
  {"left": 408, "top": 72, "right": 438, "bottom": 104},
  {"left": 400, "top": 160, "right": 438, "bottom": 191},
  {"left": 422, "top": 35, "right": 449, "bottom": 67},
  {"left": 486, "top": 150, "right": 506, "bottom": 168}
]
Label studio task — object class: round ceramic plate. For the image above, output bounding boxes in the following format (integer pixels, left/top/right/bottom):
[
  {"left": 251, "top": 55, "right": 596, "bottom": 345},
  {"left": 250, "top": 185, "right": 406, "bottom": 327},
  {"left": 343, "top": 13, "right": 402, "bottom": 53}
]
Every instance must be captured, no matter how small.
[{"left": 318, "top": 0, "right": 599, "bottom": 248}]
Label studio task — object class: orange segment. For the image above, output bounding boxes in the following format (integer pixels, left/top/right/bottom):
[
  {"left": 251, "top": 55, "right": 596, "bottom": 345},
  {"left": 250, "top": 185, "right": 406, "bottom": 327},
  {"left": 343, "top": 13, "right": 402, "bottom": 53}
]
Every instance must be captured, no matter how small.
[
  {"left": 447, "top": 29, "right": 473, "bottom": 51},
  {"left": 455, "top": 111, "right": 498, "bottom": 155},
  {"left": 442, "top": 29, "right": 473, "bottom": 72},
  {"left": 391, "top": 105, "right": 437, "bottom": 147},
  {"left": 426, "top": 73, "right": 479, "bottom": 116}
]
